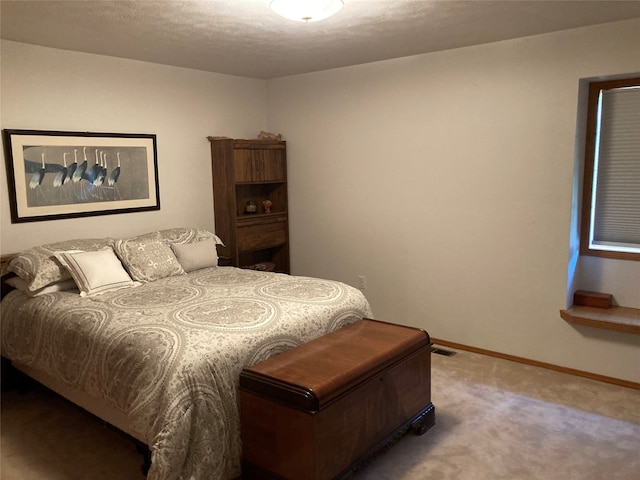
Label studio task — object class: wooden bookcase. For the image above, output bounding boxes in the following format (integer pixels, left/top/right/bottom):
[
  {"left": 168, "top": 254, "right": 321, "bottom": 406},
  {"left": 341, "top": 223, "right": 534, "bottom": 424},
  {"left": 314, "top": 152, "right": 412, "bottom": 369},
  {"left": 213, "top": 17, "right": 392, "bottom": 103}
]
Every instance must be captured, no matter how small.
[{"left": 208, "top": 137, "right": 290, "bottom": 273}]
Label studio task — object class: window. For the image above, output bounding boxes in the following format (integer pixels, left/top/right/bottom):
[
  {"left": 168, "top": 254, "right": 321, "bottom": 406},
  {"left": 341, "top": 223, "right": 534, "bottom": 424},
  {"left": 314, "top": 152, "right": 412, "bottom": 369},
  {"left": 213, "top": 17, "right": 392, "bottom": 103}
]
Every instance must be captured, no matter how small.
[{"left": 580, "top": 77, "right": 640, "bottom": 261}]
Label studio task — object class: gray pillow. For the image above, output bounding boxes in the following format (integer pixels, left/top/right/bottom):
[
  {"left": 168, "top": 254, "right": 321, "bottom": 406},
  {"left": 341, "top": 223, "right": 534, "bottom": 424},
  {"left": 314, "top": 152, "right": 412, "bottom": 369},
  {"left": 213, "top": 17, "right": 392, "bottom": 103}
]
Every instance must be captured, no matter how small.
[{"left": 171, "top": 238, "right": 219, "bottom": 272}]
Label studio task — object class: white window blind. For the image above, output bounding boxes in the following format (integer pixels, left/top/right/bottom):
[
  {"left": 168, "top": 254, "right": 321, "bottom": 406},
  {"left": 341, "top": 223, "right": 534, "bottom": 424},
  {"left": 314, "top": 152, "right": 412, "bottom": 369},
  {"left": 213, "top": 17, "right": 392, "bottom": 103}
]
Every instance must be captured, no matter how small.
[{"left": 590, "top": 85, "right": 640, "bottom": 253}]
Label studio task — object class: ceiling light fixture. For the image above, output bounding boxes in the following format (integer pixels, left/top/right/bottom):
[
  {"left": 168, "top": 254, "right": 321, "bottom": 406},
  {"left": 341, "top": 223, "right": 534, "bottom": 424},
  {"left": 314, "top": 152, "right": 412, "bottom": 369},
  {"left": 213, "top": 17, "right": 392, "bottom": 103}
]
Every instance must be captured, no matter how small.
[{"left": 269, "top": 0, "right": 345, "bottom": 22}]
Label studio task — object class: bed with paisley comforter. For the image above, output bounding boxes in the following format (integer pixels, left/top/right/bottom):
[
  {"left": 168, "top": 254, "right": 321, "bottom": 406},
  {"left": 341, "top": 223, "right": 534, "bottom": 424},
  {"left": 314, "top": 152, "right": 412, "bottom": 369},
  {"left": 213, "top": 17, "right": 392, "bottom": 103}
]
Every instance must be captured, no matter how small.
[{"left": 0, "top": 228, "right": 372, "bottom": 480}]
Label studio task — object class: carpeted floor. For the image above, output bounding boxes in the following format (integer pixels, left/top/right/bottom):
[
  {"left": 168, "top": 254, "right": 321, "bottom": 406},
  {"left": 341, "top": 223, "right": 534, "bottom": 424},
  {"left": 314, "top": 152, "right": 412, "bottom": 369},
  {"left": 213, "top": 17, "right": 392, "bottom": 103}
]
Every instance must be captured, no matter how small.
[{"left": 2, "top": 346, "right": 639, "bottom": 479}]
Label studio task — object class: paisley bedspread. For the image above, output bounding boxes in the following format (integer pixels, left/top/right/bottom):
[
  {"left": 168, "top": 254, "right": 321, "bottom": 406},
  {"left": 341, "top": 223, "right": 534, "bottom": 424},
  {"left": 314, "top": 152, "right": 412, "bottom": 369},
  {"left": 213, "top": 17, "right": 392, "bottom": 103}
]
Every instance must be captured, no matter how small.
[{"left": 1, "top": 267, "right": 373, "bottom": 480}]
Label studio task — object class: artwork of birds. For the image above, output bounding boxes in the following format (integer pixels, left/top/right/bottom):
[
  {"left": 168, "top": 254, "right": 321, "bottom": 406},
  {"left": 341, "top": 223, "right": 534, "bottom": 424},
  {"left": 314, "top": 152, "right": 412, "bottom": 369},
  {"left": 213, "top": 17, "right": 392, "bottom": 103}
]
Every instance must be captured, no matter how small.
[{"left": 24, "top": 146, "right": 127, "bottom": 204}]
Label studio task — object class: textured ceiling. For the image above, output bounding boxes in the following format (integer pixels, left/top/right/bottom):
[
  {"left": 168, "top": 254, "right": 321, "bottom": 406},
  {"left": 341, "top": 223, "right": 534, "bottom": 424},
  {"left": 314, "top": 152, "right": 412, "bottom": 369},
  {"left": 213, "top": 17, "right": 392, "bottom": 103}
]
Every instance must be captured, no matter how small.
[{"left": 2, "top": 0, "right": 640, "bottom": 79}]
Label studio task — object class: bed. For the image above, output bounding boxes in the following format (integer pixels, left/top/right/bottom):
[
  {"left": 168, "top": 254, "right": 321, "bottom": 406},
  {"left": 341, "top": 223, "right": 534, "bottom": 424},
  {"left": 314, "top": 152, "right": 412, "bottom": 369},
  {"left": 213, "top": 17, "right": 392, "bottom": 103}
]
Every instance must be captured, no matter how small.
[{"left": 0, "top": 227, "right": 373, "bottom": 480}]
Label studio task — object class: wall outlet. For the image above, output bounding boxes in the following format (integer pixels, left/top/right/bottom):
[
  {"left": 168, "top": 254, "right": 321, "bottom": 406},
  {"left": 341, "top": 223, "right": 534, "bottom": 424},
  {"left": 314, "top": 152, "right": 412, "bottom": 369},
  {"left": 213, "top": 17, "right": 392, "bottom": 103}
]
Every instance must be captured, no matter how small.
[{"left": 358, "top": 275, "right": 367, "bottom": 290}]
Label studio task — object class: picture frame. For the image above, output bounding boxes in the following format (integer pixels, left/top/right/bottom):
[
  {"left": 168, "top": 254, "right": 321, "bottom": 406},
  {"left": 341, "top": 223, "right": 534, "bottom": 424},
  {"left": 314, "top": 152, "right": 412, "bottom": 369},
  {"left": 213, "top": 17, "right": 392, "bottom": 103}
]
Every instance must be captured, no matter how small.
[{"left": 2, "top": 129, "right": 160, "bottom": 223}]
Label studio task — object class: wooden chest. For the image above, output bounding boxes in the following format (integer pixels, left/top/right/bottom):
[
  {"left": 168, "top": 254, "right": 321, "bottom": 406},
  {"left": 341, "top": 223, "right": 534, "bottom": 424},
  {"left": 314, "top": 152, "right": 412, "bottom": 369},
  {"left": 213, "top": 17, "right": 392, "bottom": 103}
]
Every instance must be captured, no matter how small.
[{"left": 239, "top": 319, "right": 435, "bottom": 479}]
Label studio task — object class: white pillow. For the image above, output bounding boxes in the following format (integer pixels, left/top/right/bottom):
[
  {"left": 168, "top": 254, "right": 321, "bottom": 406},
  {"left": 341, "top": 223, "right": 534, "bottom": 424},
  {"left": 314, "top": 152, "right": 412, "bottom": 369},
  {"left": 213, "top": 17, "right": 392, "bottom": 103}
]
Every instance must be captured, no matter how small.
[
  {"left": 171, "top": 237, "right": 219, "bottom": 272},
  {"left": 5, "top": 276, "right": 78, "bottom": 297},
  {"left": 55, "top": 248, "right": 137, "bottom": 297}
]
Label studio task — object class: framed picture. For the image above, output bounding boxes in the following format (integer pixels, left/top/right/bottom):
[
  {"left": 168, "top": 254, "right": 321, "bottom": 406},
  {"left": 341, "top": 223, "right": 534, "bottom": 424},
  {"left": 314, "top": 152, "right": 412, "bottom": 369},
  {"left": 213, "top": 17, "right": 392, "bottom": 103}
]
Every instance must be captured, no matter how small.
[{"left": 3, "top": 129, "right": 160, "bottom": 223}]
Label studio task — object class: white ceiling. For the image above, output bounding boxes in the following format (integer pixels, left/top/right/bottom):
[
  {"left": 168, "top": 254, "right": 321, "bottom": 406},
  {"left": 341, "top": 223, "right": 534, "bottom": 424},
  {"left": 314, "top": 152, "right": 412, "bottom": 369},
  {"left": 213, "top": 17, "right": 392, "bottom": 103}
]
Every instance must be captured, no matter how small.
[{"left": 2, "top": 0, "right": 640, "bottom": 79}]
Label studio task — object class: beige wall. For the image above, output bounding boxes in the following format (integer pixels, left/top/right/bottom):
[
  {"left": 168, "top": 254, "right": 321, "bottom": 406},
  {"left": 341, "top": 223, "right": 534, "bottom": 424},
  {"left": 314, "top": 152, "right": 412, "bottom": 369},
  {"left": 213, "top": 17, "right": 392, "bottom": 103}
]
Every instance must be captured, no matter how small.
[
  {"left": 266, "top": 20, "right": 640, "bottom": 382},
  {"left": 0, "top": 40, "right": 267, "bottom": 252}
]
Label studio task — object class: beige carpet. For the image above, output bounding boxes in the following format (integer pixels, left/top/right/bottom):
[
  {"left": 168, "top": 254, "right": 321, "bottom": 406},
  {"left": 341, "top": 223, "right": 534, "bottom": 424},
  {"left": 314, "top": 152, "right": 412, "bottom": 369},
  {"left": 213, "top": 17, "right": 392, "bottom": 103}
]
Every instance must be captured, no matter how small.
[{"left": 2, "top": 347, "right": 639, "bottom": 479}]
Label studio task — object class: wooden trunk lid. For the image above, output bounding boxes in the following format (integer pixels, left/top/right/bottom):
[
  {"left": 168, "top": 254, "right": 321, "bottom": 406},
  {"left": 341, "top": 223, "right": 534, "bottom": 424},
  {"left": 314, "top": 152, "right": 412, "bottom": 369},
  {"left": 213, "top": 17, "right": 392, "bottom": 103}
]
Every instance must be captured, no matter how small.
[{"left": 239, "top": 319, "right": 430, "bottom": 411}]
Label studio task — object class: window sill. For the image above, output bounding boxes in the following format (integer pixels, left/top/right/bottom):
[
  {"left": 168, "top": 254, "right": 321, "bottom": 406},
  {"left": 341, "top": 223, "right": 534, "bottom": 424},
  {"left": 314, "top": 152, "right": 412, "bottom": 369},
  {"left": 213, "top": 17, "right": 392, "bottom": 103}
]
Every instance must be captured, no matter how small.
[{"left": 560, "top": 305, "right": 640, "bottom": 334}]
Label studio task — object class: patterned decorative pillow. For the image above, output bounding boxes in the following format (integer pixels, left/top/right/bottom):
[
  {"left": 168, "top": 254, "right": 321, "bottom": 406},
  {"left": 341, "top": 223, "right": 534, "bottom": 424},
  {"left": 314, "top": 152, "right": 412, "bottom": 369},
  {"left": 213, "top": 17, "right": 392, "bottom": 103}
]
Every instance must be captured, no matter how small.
[
  {"left": 114, "top": 233, "right": 185, "bottom": 283},
  {"left": 5, "top": 238, "right": 115, "bottom": 292},
  {"left": 156, "top": 227, "right": 224, "bottom": 246}
]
